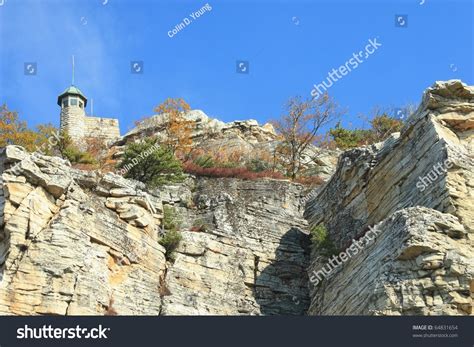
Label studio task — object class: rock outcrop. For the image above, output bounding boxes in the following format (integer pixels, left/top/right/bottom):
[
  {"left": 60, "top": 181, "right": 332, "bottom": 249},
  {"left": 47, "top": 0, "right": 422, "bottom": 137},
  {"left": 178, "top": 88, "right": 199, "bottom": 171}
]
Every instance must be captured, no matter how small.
[
  {"left": 120, "top": 110, "right": 279, "bottom": 146},
  {"left": 0, "top": 147, "right": 166, "bottom": 315},
  {"left": 0, "top": 147, "right": 310, "bottom": 315},
  {"left": 117, "top": 110, "right": 339, "bottom": 181},
  {"left": 305, "top": 80, "right": 474, "bottom": 315}
]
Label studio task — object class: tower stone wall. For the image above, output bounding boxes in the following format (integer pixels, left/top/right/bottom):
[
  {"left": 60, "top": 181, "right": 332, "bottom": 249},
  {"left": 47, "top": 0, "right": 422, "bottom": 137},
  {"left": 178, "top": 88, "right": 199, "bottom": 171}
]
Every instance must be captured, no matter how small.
[
  {"left": 60, "top": 105, "right": 86, "bottom": 141},
  {"left": 58, "top": 86, "right": 120, "bottom": 144},
  {"left": 84, "top": 116, "right": 120, "bottom": 141}
]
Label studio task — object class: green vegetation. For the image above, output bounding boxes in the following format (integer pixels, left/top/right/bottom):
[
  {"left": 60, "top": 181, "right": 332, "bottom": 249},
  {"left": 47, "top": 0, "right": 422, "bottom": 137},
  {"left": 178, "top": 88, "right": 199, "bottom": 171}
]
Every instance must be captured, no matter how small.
[
  {"left": 246, "top": 158, "right": 272, "bottom": 173},
  {"left": 310, "top": 224, "right": 338, "bottom": 257},
  {"left": 159, "top": 229, "right": 182, "bottom": 262},
  {"left": 159, "top": 205, "right": 183, "bottom": 262},
  {"left": 329, "top": 123, "right": 372, "bottom": 150},
  {"left": 54, "top": 131, "right": 99, "bottom": 165},
  {"left": 62, "top": 144, "right": 97, "bottom": 164},
  {"left": 117, "top": 138, "right": 185, "bottom": 188},
  {"left": 193, "top": 154, "right": 215, "bottom": 168},
  {"left": 329, "top": 114, "right": 404, "bottom": 150},
  {"left": 162, "top": 205, "right": 182, "bottom": 232}
]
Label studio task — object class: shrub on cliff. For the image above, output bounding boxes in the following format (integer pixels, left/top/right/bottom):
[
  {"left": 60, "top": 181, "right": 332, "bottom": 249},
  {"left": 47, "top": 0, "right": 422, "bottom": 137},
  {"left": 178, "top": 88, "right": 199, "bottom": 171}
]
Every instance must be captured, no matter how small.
[
  {"left": 329, "top": 123, "right": 372, "bottom": 149},
  {"left": 117, "top": 138, "right": 184, "bottom": 187},
  {"left": 310, "top": 224, "right": 337, "bottom": 257},
  {"left": 62, "top": 145, "right": 97, "bottom": 164},
  {"left": 329, "top": 112, "right": 405, "bottom": 150},
  {"left": 160, "top": 205, "right": 183, "bottom": 262},
  {"left": 159, "top": 230, "right": 182, "bottom": 261},
  {"left": 162, "top": 205, "right": 182, "bottom": 232}
]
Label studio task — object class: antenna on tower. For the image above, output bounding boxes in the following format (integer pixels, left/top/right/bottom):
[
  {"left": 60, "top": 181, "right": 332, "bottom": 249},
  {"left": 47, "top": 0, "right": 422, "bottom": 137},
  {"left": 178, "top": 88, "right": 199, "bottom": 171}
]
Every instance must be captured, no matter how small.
[
  {"left": 72, "top": 55, "right": 75, "bottom": 85},
  {"left": 91, "top": 98, "right": 94, "bottom": 116}
]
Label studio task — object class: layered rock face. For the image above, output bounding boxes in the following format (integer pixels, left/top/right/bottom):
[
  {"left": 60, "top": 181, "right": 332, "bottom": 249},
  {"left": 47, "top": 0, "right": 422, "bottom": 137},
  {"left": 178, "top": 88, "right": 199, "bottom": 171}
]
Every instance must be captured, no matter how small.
[
  {"left": 0, "top": 147, "right": 310, "bottom": 315},
  {"left": 305, "top": 80, "right": 474, "bottom": 315},
  {"left": 0, "top": 147, "right": 166, "bottom": 315},
  {"left": 159, "top": 178, "right": 310, "bottom": 315}
]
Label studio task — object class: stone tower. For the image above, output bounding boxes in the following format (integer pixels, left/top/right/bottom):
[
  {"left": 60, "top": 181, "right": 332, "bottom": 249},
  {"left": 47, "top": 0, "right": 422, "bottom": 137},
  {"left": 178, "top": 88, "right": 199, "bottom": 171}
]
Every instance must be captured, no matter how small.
[
  {"left": 58, "top": 85, "right": 88, "bottom": 142},
  {"left": 57, "top": 85, "right": 120, "bottom": 144}
]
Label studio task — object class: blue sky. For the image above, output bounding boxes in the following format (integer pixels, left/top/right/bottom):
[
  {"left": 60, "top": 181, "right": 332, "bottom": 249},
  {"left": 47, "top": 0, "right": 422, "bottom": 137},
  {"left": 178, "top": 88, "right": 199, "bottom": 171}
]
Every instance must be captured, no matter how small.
[{"left": 0, "top": 0, "right": 472, "bottom": 135}]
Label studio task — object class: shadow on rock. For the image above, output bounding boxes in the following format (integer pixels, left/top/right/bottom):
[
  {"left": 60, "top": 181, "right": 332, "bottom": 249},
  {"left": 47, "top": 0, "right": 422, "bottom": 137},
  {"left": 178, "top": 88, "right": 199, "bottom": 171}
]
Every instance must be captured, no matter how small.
[{"left": 255, "top": 227, "right": 311, "bottom": 315}]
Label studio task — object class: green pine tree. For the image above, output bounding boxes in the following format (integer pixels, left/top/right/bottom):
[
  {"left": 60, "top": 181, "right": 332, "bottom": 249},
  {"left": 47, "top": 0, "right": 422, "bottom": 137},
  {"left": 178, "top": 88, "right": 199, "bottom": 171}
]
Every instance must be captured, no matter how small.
[{"left": 117, "top": 138, "right": 185, "bottom": 188}]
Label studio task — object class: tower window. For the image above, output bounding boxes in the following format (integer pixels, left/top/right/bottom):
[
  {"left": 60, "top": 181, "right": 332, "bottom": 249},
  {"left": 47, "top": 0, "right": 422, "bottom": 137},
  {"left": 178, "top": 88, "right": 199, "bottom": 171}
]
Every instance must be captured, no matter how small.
[
  {"left": 70, "top": 98, "right": 78, "bottom": 106},
  {"left": 79, "top": 101, "right": 84, "bottom": 109},
  {"left": 62, "top": 99, "right": 68, "bottom": 107}
]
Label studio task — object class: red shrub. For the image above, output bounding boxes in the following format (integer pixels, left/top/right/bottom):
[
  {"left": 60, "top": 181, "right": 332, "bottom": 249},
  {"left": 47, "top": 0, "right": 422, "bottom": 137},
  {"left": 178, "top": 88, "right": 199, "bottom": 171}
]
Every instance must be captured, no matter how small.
[{"left": 183, "top": 162, "right": 285, "bottom": 181}]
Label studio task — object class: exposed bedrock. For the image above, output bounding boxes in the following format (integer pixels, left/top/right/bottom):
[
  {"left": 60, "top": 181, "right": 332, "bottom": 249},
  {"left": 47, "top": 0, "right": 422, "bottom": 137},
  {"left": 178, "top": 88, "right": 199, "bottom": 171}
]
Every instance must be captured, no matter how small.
[{"left": 305, "top": 80, "right": 474, "bottom": 315}]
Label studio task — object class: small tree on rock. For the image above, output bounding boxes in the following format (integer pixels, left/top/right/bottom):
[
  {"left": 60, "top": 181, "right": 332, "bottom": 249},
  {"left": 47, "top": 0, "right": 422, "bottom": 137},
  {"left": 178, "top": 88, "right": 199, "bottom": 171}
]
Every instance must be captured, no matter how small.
[
  {"left": 117, "top": 138, "right": 184, "bottom": 188},
  {"left": 273, "top": 94, "right": 341, "bottom": 179},
  {"left": 154, "top": 98, "right": 194, "bottom": 159},
  {"left": 370, "top": 114, "right": 403, "bottom": 142}
]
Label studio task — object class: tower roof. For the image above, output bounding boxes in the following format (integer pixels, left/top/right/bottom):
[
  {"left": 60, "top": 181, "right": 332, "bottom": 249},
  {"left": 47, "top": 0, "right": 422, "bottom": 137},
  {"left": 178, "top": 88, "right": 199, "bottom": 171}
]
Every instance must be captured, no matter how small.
[{"left": 57, "top": 85, "right": 87, "bottom": 106}]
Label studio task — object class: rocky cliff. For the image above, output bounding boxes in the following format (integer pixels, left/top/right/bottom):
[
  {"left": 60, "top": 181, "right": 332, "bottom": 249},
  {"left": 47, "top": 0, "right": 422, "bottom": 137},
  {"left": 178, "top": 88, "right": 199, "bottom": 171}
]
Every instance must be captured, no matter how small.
[
  {"left": 0, "top": 147, "right": 166, "bottom": 315},
  {"left": 159, "top": 178, "right": 310, "bottom": 315},
  {"left": 0, "top": 80, "right": 472, "bottom": 316},
  {"left": 0, "top": 146, "right": 310, "bottom": 315},
  {"left": 305, "top": 80, "right": 473, "bottom": 315}
]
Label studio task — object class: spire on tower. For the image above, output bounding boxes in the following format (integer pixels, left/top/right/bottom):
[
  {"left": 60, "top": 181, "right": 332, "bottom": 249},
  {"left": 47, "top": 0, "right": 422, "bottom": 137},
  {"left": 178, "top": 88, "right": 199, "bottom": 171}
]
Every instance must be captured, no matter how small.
[{"left": 72, "top": 55, "right": 75, "bottom": 85}]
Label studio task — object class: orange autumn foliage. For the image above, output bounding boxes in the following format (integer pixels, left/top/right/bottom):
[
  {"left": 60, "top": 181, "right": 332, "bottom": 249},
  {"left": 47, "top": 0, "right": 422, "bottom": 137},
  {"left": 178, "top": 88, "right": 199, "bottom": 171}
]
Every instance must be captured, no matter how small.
[
  {"left": 0, "top": 104, "right": 57, "bottom": 154},
  {"left": 154, "top": 98, "right": 194, "bottom": 159},
  {"left": 272, "top": 94, "right": 341, "bottom": 179},
  {"left": 83, "top": 136, "right": 118, "bottom": 172}
]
